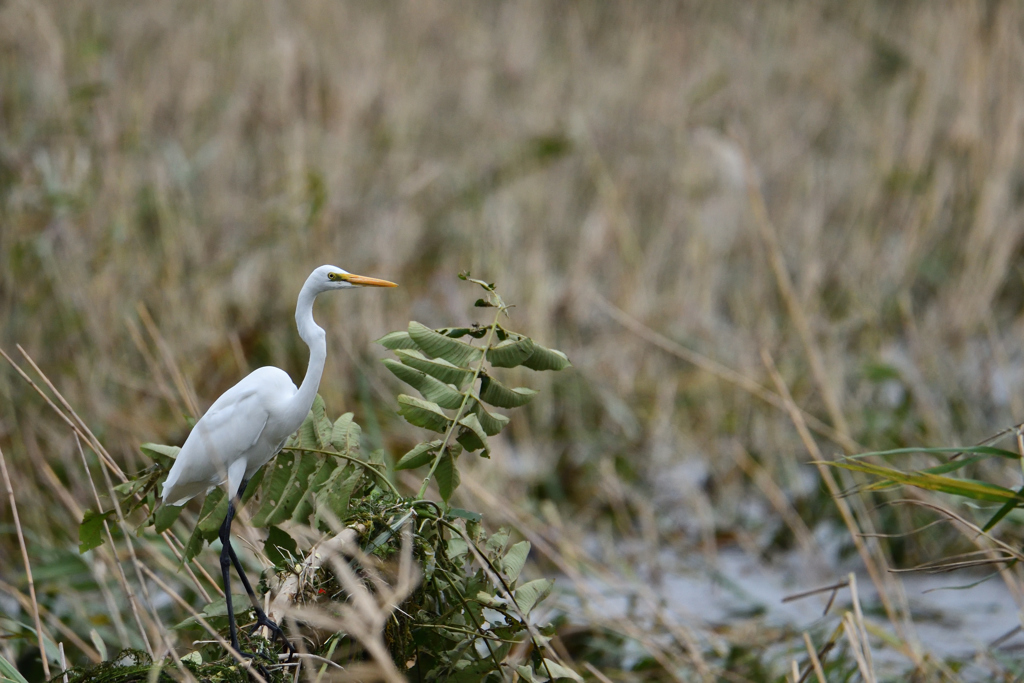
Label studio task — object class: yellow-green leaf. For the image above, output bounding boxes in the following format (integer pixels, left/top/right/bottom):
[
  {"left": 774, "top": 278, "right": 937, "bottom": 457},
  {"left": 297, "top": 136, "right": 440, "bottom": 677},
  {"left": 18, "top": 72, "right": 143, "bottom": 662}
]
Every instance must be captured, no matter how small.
[
  {"left": 486, "top": 336, "right": 536, "bottom": 368},
  {"left": 383, "top": 359, "right": 464, "bottom": 409},
  {"left": 408, "top": 321, "right": 483, "bottom": 367},
  {"left": 395, "top": 349, "right": 474, "bottom": 388},
  {"left": 479, "top": 375, "right": 537, "bottom": 408},
  {"left": 397, "top": 395, "right": 452, "bottom": 433}
]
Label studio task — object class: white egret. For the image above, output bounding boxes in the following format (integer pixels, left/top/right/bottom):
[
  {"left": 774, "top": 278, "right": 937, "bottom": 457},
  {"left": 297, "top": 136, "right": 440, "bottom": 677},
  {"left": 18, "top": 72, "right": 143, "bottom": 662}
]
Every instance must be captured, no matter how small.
[{"left": 161, "top": 264, "right": 397, "bottom": 656}]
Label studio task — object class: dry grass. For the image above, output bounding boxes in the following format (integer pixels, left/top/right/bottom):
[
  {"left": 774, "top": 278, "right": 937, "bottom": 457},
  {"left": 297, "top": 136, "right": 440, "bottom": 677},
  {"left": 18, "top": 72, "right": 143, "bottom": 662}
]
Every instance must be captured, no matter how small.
[{"left": 3, "top": 1, "right": 1024, "bottom": 680}]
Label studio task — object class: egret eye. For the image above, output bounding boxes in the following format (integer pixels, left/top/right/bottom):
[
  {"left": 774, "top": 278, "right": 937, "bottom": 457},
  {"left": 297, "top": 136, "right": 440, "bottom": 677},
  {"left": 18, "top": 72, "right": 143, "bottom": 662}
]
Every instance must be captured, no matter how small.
[{"left": 328, "top": 272, "right": 338, "bottom": 281}]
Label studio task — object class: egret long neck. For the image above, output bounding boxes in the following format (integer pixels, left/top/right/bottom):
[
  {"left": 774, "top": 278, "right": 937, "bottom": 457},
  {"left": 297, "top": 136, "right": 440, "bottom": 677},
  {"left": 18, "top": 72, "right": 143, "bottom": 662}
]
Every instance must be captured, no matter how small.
[{"left": 289, "top": 284, "right": 327, "bottom": 428}]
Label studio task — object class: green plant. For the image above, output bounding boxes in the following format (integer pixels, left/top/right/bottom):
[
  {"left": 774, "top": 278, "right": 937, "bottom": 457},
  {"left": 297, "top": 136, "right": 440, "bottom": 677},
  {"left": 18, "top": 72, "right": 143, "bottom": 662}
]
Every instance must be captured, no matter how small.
[{"left": 74, "top": 273, "right": 578, "bottom": 682}]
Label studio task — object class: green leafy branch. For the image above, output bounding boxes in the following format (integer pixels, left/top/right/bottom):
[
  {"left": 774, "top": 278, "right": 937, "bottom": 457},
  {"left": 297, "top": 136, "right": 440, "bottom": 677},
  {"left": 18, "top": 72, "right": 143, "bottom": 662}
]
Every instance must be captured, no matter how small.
[{"left": 379, "top": 272, "right": 570, "bottom": 504}]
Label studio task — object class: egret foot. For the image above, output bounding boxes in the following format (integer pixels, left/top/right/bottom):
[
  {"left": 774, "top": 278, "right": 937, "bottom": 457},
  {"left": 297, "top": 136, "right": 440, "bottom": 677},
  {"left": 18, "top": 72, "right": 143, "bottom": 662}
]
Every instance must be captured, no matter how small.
[{"left": 249, "top": 613, "right": 295, "bottom": 656}]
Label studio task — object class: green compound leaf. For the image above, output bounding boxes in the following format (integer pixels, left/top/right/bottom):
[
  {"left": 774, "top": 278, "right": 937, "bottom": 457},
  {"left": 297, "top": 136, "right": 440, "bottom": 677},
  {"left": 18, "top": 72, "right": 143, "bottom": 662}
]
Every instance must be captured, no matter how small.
[
  {"left": 522, "top": 345, "right": 572, "bottom": 371},
  {"left": 315, "top": 464, "right": 363, "bottom": 526},
  {"left": 395, "top": 349, "right": 474, "bottom": 388},
  {"left": 330, "top": 412, "right": 362, "bottom": 455},
  {"left": 397, "top": 394, "right": 452, "bottom": 433},
  {"left": 290, "top": 458, "right": 338, "bottom": 524},
  {"left": 311, "top": 394, "right": 332, "bottom": 448},
  {"left": 375, "top": 330, "right": 419, "bottom": 350},
  {"left": 183, "top": 487, "right": 226, "bottom": 561},
  {"left": 395, "top": 440, "right": 443, "bottom": 470},
  {"left": 456, "top": 413, "right": 489, "bottom": 454},
  {"left": 479, "top": 375, "right": 537, "bottom": 408},
  {"left": 408, "top": 321, "right": 483, "bottom": 367},
  {"left": 383, "top": 359, "right": 464, "bottom": 409},
  {"left": 486, "top": 336, "right": 536, "bottom": 368},
  {"left": 251, "top": 451, "right": 319, "bottom": 527},
  {"left": 290, "top": 410, "right": 319, "bottom": 451},
  {"left": 435, "top": 448, "right": 461, "bottom": 503}
]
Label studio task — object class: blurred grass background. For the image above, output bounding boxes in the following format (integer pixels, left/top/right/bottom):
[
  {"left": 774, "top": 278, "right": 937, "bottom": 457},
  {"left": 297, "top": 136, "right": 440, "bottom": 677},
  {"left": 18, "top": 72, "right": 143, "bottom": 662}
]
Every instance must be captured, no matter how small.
[{"left": 3, "top": 0, "right": 1024, "bottom": 679}]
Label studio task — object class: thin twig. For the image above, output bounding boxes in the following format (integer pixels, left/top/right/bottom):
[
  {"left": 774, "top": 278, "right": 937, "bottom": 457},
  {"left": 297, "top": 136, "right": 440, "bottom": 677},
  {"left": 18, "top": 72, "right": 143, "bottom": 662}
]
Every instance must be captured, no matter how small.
[{"left": 0, "top": 445, "right": 50, "bottom": 677}]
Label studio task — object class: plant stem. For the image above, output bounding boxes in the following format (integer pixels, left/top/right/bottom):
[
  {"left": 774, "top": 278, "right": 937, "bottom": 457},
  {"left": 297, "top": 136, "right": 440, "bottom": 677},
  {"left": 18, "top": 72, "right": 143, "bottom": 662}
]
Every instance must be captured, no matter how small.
[{"left": 418, "top": 305, "right": 505, "bottom": 500}]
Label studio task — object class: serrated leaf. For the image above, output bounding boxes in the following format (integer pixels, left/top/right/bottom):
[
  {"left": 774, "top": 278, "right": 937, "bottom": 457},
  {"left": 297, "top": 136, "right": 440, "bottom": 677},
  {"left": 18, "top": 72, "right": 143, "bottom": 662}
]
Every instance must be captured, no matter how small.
[
  {"left": 514, "top": 578, "right": 553, "bottom": 615},
  {"left": 330, "top": 413, "right": 362, "bottom": 455},
  {"left": 436, "top": 448, "right": 460, "bottom": 503},
  {"left": 522, "top": 345, "right": 571, "bottom": 371},
  {"left": 408, "top": 321, "right": 483, "bottom": 367},
  {"left": 395, "top": 440, "right": 442, "bottom": 470},
  {"left": 375, "top": 330, "right": 419, "bottom": 350},
  {"left": 311, "top": 394, "right": 332, "bottom": 448},
  {"left": 290, "top": 411, "right": 319, "bottom": 450},
  {"left": 470, "top": 399, "right": 509, "bottom": 436},
  {"left": 486, "top": 336, "right": 536, "bottom": 368},
  {"left": 502, "top": 541, "right": 531, "bottom": 583},
  {"left": 314, "top": 464, "right": 363, "bottom": 525},
  {"left": 290, "top": 458, "right": 339, "bottom": 524},
  {"left": 140, "top": 443, "right": 180, "bottom": 462},
  {"left": 395, "top": 349, "right": 474, "bottom": 388},
  {"left": 383, "top": 359, "right": 464, "bottom": 409},
  {"left": 479, "top": 375, "right": 537, "bottom": 408},
  {"left": 79, "top": 509, "right": 115, "bottom": 553},
  {"left": 456, "top": 413, "right": 489, "bottom": 453},
  {"left": 397, "top": 394, "right": 452, "bottom": 433},
  {"left": 251, "top": 452, "right": 319, "bottom": 527}
]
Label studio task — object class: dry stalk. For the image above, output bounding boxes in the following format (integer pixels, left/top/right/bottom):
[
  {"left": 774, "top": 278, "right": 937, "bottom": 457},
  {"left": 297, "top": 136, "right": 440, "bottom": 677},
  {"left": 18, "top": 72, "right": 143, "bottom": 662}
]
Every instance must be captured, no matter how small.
[
  {"left": 0, "top": 444, "right": 51, "bottom": 677},
  {"left": 0, "top": 577, "right": 101, "bottom": 661},
  {"left": 75, "top": 434, "right": 155, "bottom": 656},
  {"left": 801, "top": 632, "right": 826, "bottom": 683},
  {"left": 761, "top": 349, "right": 917, "bottom": 662}
]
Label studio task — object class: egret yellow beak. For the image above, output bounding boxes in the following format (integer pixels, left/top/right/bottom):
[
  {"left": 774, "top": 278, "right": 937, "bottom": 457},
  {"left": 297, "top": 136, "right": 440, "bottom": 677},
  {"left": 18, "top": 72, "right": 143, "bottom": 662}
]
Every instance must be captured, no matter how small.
[{"left": 342, "top": 273, "right": 398, "bottom": 287}]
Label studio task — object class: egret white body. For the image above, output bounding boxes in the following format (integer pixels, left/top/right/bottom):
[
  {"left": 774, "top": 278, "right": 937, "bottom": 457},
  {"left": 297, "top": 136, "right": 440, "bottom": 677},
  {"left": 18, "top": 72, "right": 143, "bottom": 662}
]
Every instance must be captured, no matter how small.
[{"left": 160, "top": 264, "right": 396, "bottom": 656}]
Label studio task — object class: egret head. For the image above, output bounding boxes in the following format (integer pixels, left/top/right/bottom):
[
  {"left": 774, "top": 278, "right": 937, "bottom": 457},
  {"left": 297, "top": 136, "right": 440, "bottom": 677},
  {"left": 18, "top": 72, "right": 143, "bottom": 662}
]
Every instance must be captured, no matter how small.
[{"left": 309, "top": 264, "right": 398, "bottom": 292}]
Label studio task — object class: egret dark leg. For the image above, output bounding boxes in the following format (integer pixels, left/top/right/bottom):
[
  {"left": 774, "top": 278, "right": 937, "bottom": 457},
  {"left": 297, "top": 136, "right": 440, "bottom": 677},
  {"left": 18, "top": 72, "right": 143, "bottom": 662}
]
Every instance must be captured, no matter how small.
[
  {"left": 222, "top": 478, "right": 295, "bottom": 655},
  {"left": 218, "top": 494, "right": 245, "bottom": 656}
]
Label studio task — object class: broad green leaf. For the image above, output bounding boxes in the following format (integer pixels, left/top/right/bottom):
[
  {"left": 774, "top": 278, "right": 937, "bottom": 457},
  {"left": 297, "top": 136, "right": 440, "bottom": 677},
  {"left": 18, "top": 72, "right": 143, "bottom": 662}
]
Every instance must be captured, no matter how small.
[
  {"left": 470, "top": 399, "right": 510, "bottom": 436},
  {"left": 456, "top": 413, "right": 489, "bottom": 454},
  {"left": 383, "top": 359, "right": 464, "bottom": 409},
  {"left": 315, "top": 464, "right": 363, "bottom": 525},
  {"left": 397, "top": 395, "right": 452, "bottom": 433},
  {"left": 290, "top": 458, "right": 339, "bottom": 524},
  {"left": 395, "top": 349, "right": 474, "bottom": 387},
  {"left": 516, "top": 665, "right": 536, "bottom": 683},
  {"left": 0, "top": 652, "right": 29, "bottom": 683},
  {"left": 502, "top": 541, "right": 530, "bottom": 583},
  {"left": 395, "top": 440, "right": 442, "bottom": 470},
  {"left": 827, "top": 459, "right": 1024, "bottom": 503},
  {"left": 330, "top": 412, "right": 362, "bottom": 455},
  {"left": 513, "top": 578, "right": 553, "bottom": 615},
  {"left": 154, "top": 502, "right": 183, "bottom": 533},
  {"left": 522, "top": 345, "right": 571, "bottom": 371},
  {"left": 436, "top": 448, "right": 460, "bottom": 503},
  {"left": 448, "top": 507, "right": 483, "bottom": 523},
  {"left": 479, "top": 375, "right": 537, "bottom": 408},
  {"left": 251, "top": 452, "right": 319, "bottom": 527},
  {"left": 487, "top": 527, "right": 510, "bottom": 554},
  {"left": 290, "top": 411, "right": 319, "bottom": 451},
  {"left": 375, "top": 330, "right": 418, "bottom": 350},
  {"left": 408, "top": 321, "right": 483, "bottom": 367},
  {"left": 486, "top": 336, "right": 535, "bottom": 368},
  {"left": 542, "top": 659, "right": 583, "bottom": 682},
  {"left": 264, "top": 526, "right": 298, "bottom": 568},
  {"left": 311, "top": 394, "right": 332, "bottom": 448},
  {"left": 184, "top": 488, "right": 226, "bottom": 561},
  {"left": 140, "top": 443, "right": 180, "bottom": 462},
  {"left": 79, "top": 509, "right": 115, "bottom": 553},
  {"left": 447, "top": 536, "right": 469, "bottom": 562}
]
